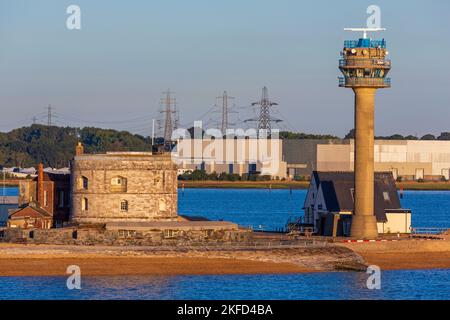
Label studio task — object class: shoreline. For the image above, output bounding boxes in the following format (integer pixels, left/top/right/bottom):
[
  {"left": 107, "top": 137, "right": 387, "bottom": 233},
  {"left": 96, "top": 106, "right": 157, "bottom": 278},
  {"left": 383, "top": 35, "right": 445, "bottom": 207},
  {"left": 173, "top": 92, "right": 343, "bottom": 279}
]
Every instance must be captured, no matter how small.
[
  {"left": 0, "top": 243, "right": 364, "bottom": 276},
  {"left": 178, "top": 180, "right": 450, "bottom": 191},
  {"left": 0, "top": 240, "right": 449, "bottom": 276}
]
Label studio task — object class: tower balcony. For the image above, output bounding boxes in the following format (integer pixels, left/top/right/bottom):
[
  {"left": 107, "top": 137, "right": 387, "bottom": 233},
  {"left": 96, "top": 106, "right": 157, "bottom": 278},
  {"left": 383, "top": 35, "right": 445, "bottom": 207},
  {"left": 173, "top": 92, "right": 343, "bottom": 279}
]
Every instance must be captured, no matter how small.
[
  {"left": 339, "top": 58, "right": 391, "bottom": 69},
  {"left": 344, "top": 39, "right": 386, "bottom": 49},
  {"left": 338, "top": 77, "right": 391, "bottom": 88}
]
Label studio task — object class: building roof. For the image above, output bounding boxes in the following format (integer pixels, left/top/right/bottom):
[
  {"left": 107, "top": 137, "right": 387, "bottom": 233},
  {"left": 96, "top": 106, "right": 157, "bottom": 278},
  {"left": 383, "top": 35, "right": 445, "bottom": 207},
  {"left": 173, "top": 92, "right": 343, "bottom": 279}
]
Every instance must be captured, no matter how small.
[
  {"left": 9, "top": 203, "right": 52, "bottom": 219},
  {"left": 313, "top": 171, "right": 401, "bottom": 222}
]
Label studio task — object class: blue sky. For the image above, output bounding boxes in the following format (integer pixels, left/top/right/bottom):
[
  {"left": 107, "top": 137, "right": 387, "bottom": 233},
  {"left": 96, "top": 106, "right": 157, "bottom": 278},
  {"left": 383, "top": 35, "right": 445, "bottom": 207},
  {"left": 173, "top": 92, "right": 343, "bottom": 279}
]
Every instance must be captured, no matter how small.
[{"left": 1, "top": 0, "right": 449, "bottom": 137}]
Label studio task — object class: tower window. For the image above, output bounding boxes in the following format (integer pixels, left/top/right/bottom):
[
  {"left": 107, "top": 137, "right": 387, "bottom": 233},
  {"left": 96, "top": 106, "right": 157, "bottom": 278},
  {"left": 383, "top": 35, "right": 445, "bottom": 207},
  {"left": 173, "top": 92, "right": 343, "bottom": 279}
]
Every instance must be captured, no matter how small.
[
  {"left": 120, "top": 200, "right": 129, "bottom": 212},
  {"left": 82, "top": 197, "right": 88, "bottom": 211},
  {"left": 78, "top": 176, "right": 88, "bottom": 190},
  {"left": 110, "top": 176, "right": 127, "bottom": 192}
]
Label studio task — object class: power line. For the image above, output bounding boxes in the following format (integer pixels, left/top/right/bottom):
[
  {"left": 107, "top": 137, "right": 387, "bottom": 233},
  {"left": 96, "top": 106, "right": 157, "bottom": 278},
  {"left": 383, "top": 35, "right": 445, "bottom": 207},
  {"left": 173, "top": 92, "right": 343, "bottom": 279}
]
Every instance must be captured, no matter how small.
[{"left": 245, "top": 87, "right": 282, "bottom": 136}]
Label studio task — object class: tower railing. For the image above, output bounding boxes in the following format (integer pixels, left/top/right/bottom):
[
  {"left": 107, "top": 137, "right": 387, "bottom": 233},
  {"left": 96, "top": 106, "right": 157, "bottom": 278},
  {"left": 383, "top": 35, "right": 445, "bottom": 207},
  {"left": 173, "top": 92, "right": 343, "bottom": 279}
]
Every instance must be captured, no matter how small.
[
  {"left": 338, "top": 77, "right": 391, "bottom": 87},
  {"left": 339, "top": 58, "right": 391, "bottom": 68}
]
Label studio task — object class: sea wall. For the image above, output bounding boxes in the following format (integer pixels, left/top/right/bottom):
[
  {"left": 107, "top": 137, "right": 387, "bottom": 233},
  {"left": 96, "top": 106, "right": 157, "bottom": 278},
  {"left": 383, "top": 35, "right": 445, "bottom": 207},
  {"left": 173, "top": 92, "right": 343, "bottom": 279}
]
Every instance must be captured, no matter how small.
[{"left": 0, "top": 227, "right": 250, "bottom": 246}]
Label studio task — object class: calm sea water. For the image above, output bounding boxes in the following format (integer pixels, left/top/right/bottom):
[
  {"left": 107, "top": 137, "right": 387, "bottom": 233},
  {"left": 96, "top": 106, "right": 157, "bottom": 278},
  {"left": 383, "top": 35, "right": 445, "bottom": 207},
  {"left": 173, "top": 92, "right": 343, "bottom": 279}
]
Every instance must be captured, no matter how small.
[
  {"left": 0, "top": 270, "right": 449, "bottom": 300},
  {"left": 0, "top": 188, "right": 449, "bottom": 300},
  {"left": 179, "top": 189, "right": 450, "bottom": 230}
]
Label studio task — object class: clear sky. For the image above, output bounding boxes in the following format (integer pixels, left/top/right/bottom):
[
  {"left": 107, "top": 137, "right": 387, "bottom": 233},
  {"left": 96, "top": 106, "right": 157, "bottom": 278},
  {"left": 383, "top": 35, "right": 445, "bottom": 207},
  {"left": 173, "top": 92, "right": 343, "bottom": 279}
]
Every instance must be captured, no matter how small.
[{"left": 1, "top": 0, "right": 449, "bottom": 137}]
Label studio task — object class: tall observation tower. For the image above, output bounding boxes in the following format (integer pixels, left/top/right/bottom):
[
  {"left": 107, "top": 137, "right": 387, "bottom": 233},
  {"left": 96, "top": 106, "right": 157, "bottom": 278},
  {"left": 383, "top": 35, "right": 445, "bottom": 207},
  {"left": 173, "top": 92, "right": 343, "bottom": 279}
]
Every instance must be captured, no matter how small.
[{"left": 339, "top": 28, "right": 391, "bottom": 239}]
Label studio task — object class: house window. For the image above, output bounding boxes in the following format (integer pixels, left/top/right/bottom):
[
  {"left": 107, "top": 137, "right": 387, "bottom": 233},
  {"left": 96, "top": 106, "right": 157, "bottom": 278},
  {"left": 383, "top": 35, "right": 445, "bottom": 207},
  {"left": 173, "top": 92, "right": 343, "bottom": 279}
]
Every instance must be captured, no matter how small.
[
  {"left": 120, "top": 200, "right": 129, "bottom": 212},
  {"left": 383, "top": 192, "right": 390, "bottom": 201},
  {"left": 110, "top": 176, "right": 127, "bottom": 192},
  {"left": 82, "top": 197, "right": 88, "bottom": 211},
  {"left": 164, "top": 229, "right": 178, "bottom": 239},
  {"left": 118, "top": 229, "right": 136, "bottom": 238},
  {"left": 350, "top": 188, "right": 355, "bottom": 202},
  {"left": 318, "top": 204, "right": 323, "bottom": 210},
  {"left": 43, "top": 191, "right": 48, "bottom": 207},
  {"left": 79, "top": 176, "right": 88, "bottom": 190}
]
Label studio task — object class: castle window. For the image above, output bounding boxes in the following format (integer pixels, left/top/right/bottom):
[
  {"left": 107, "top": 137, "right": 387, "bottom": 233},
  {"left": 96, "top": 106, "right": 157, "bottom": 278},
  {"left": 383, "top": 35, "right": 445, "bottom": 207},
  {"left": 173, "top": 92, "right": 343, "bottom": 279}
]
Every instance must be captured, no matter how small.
[
  {"left": 120, "top": 200, "right": 129, "bottom": 212},
  {"left": 78, "top": 176, "right": 88, "bottom": 190},
  {"left": 59, "top": 191, "right": 64, "bottom": 208},
  {"left": 82, "top": 197, "right": 88, "bottom": 211},
  {"left": 110, "top": 176, "right": 127, "bottom": 193}
]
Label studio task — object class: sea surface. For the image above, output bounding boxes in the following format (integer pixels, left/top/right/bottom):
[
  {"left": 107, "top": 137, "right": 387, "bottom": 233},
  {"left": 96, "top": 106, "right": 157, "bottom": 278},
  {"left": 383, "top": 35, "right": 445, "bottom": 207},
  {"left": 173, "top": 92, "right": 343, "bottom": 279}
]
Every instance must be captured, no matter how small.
[{"left": 0, "top": 188, "right": 449, "bottom": 300}]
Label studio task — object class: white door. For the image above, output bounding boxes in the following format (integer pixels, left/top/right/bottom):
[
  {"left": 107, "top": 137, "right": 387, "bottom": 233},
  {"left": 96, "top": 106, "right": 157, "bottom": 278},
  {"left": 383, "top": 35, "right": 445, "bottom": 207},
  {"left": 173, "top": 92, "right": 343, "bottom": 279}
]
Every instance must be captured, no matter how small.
[
  {"left": 415, "top": 168, "right": 424, "bottom": 180},
  {"left": 442, "top": 169, "right": 450, "bottom": 181}
]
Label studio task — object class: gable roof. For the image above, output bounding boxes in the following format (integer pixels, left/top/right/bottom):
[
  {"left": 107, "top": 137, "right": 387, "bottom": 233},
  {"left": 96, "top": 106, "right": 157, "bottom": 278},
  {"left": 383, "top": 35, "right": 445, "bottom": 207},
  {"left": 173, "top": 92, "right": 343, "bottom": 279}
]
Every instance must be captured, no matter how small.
[
  {"left": 313, "top": 171, "right": 401, "bottom": 222},
  {"left": 9, "top": 204, "right": 52, "bottom": 219}
]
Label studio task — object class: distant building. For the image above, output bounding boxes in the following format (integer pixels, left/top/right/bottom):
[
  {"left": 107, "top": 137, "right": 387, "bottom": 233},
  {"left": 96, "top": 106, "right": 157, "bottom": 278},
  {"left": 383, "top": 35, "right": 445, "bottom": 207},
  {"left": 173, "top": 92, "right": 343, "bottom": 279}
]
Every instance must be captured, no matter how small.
[
  {"left": 304, "top": 171, "right": 411, "bottom": 237},
  {"left": 175, "top": 138, "right": 287, "bottom": 179},
  {"left": 18, "top": 164, "right": 71, "bottom": 227},
  {"left": 70, "top": 151, "right": 178, "bottom": 224},
  {"left": 8, "top": 202, "right": 52, "bottom": 229},
  {"left": 282, "top": 139, "right": 344, "bottom": 178},
  {"left": 283, "top": 139, "right": 450, "bottom": 181}
]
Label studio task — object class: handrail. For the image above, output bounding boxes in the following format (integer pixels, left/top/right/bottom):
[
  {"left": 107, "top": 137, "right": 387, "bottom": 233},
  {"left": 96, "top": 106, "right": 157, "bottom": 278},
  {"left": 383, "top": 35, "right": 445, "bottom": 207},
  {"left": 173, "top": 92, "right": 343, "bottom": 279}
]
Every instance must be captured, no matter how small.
[
  {"left": 338, "top": 77, "right": 391, "bottom": 87},
  {"left": 344, "top": 39, "right": 387, "bottom": 48},
  {"left": 411, "top": 227, "right": 448, "bottom": 235},
  {"left": 339, "top": 58, "right": 391, "bottom": 68}
]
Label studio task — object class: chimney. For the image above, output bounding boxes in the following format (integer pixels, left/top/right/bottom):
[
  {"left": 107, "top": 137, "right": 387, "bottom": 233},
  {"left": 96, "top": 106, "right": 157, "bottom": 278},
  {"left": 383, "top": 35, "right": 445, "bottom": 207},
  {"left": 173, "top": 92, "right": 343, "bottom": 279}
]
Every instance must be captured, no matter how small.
[
  {"left": 37, "top": 163, "right": 44, "bottom": 207},
  {"left": 75, "top": 142, "right": 84, "bottom": 156}
]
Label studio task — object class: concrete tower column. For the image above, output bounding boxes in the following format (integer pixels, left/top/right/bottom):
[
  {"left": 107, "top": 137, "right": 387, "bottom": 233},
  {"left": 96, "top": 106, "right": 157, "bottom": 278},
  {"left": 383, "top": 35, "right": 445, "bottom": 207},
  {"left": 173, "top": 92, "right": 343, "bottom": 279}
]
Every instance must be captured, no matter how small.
[
  {"left": 351, "top": 88, "right": 378, "bottom": 238},
  {"left": 339, "top": 32, "right": 390, "bottom": 239}
]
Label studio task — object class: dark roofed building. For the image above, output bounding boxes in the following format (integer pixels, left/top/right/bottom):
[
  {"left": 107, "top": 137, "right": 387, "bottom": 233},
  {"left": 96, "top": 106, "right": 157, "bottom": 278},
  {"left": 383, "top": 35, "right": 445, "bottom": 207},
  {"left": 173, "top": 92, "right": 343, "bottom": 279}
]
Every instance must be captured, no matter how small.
[{"left": 304, "top": 171, "right": 411, "bottom": 237}]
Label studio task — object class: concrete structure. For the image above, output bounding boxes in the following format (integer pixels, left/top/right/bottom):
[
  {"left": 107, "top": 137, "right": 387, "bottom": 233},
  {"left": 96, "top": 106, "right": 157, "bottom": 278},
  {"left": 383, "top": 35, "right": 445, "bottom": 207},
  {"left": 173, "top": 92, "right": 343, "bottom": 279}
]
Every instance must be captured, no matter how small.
[
  {"left": 282, "top": 139, "right": 450, "bottom": 181},
  {"left": 304, "top": 172, "right": 411, "bottom": 237},
  {"left": 282, "top": 139, "right": 344, "bottom": 178},
  {"left": 71, "top": 151, "right": 178, "bottom": 224},
  {"left": 338, "top": 32, "right": 391, "bottom": 238},
  {"left": 175, "top": 138, "right": 287, "bottom": 179},
  {"left": 317, "top": 140, "right": 450, "bottom": 181}
]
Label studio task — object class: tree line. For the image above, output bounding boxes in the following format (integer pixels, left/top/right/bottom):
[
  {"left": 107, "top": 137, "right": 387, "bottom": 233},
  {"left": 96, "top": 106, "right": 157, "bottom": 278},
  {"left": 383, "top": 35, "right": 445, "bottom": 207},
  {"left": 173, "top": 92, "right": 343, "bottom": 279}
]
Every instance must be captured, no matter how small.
[
  {"left": 0, "top": 125, "right": 149, "bottom": 168},
  {"left": 1, "top": 125, "right": 448, "bottom": 168}
]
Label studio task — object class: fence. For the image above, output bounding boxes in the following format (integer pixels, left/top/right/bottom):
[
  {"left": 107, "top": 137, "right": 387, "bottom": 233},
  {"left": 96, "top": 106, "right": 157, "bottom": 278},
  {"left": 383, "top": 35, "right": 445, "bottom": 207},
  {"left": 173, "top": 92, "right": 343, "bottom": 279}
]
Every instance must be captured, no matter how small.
[{"left": 411, "top": 227, "right": 448, "bottom": 235}]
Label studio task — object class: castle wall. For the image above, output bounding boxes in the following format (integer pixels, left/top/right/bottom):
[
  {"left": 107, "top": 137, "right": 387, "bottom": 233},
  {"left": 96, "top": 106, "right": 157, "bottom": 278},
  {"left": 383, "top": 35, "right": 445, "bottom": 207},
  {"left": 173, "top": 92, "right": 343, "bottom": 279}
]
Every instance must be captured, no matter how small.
[{"left": 71, "top": 153, "right": 178, "bottom": 224}]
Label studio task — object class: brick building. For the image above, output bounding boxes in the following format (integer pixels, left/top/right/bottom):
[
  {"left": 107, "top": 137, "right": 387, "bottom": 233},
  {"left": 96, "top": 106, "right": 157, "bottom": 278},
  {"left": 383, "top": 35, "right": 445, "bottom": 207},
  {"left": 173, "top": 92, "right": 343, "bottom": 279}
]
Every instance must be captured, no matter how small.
[{"left": 17, "top": 164, "right": 71, "bottom": 227}]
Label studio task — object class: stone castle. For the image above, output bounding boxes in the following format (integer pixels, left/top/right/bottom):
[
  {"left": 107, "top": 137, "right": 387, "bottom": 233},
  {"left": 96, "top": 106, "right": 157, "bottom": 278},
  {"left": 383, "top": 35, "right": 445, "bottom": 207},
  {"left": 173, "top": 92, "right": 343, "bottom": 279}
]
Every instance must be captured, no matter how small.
[
  {"left": 1, "top": 143, "right": 246, "bottom": 246},
  {"left": 71, "top": 149, "right": 178, "bottom": 224}
]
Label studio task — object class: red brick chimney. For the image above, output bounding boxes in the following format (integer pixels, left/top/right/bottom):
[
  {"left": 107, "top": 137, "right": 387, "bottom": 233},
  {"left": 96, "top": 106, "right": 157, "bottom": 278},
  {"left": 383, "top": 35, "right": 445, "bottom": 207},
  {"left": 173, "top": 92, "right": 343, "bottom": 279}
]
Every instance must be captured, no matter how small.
[
  {"left": 37, "top": 163, "right": 44, "bottom": 207},
  {"left": 75, "top": 142, "right": 84, "bottom": 156}
]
